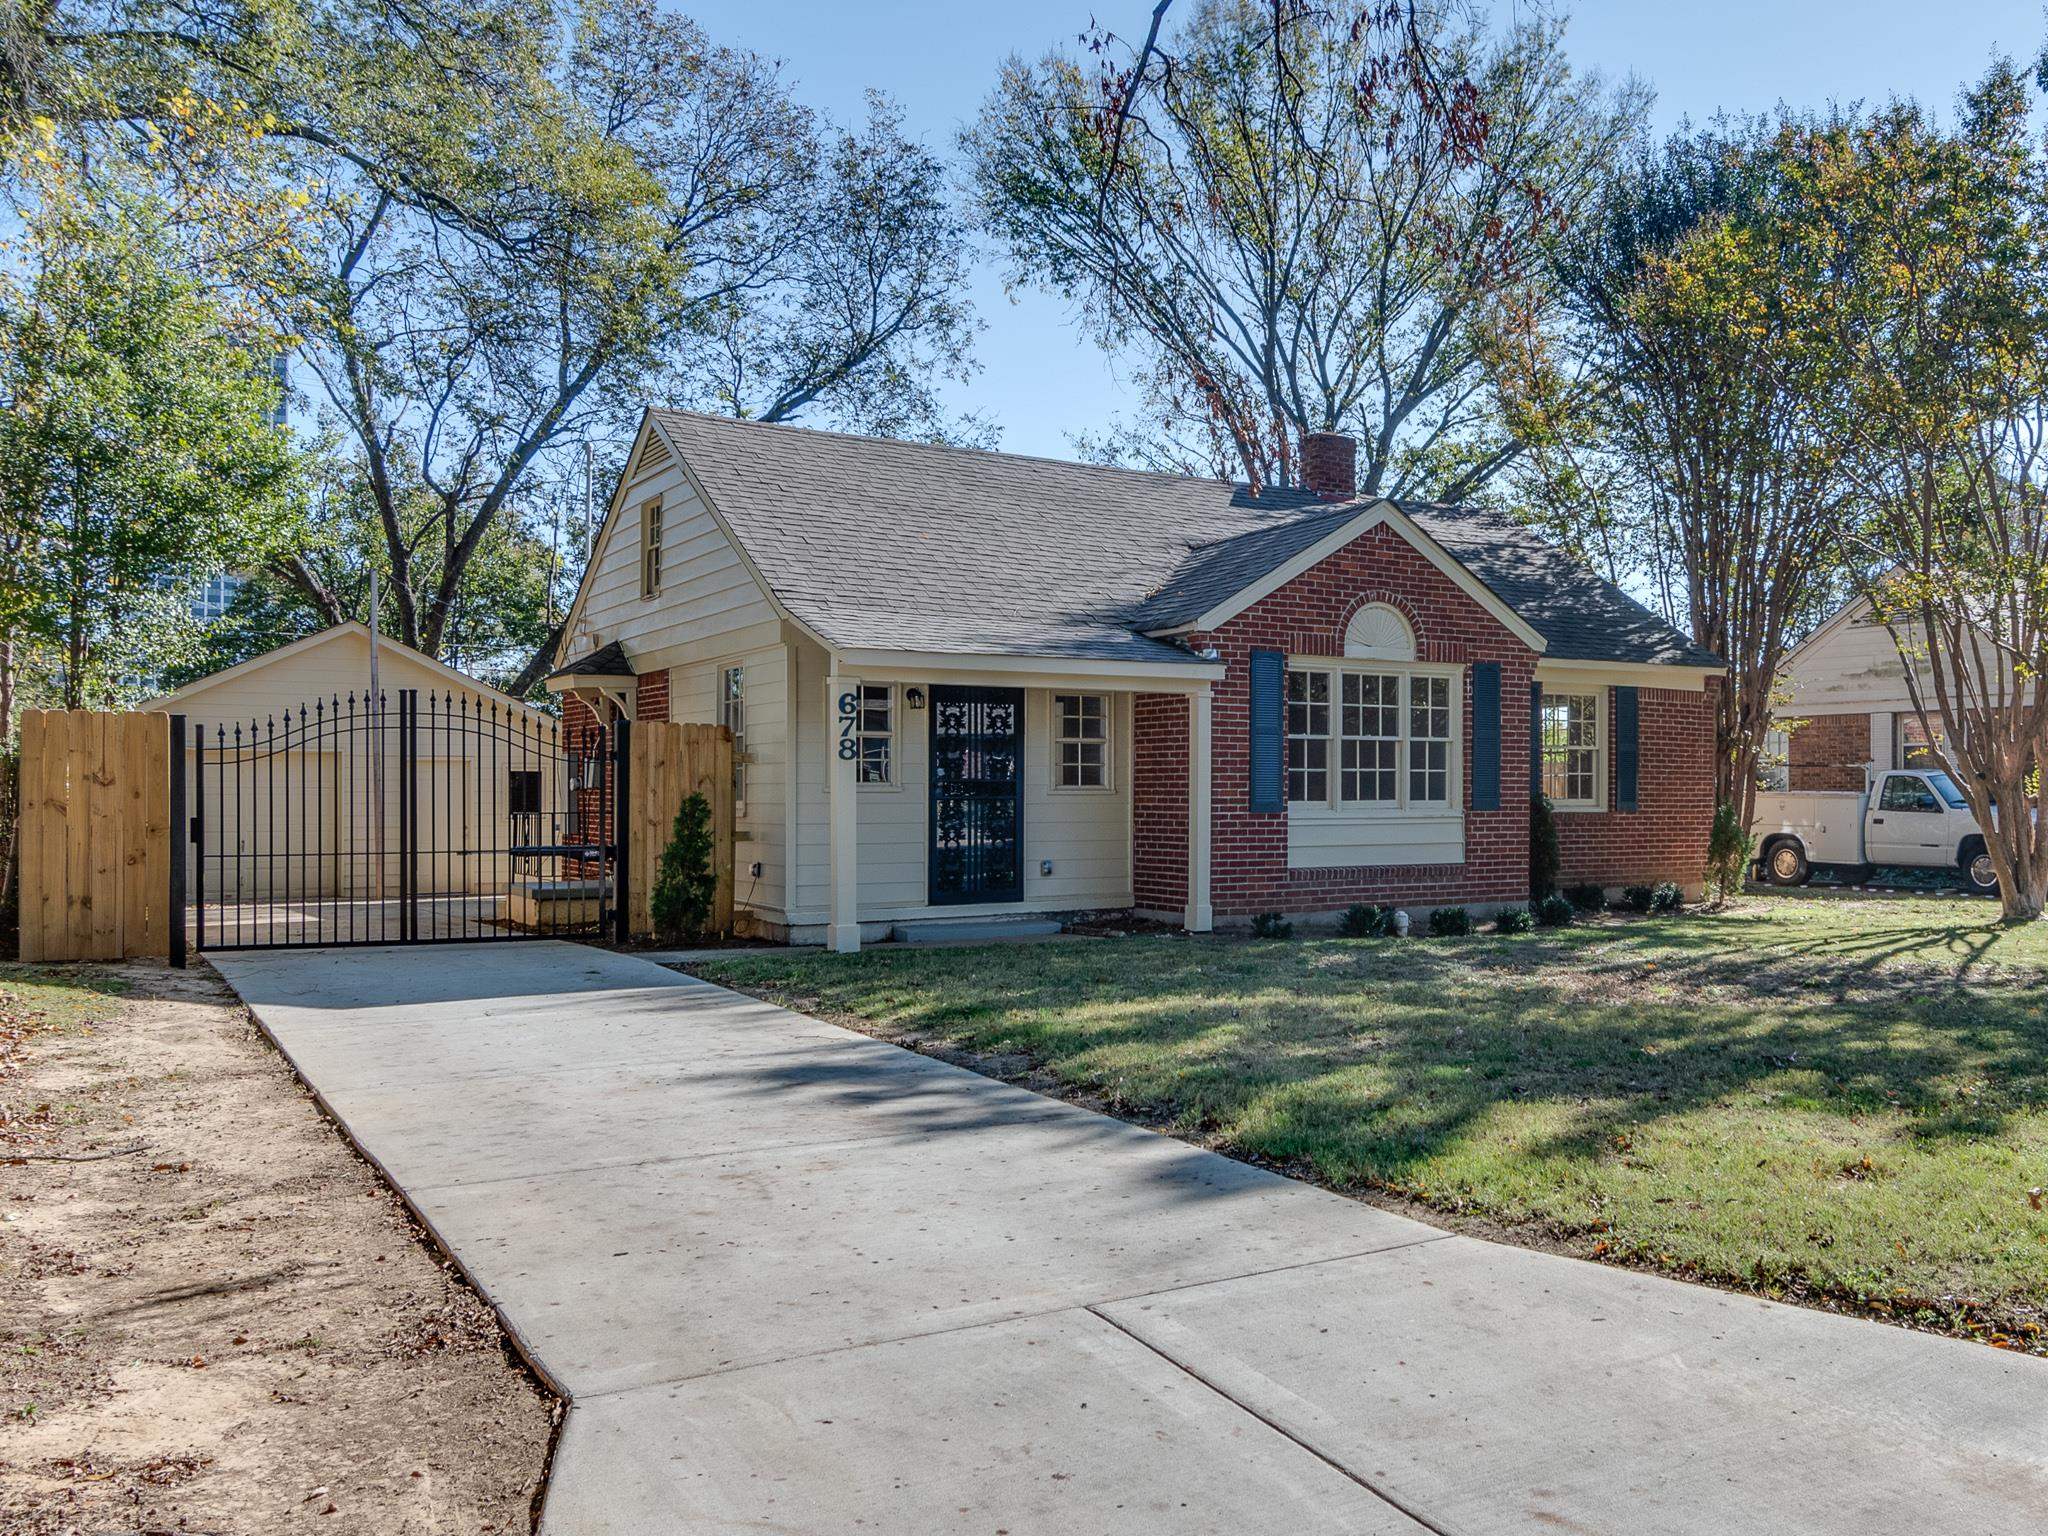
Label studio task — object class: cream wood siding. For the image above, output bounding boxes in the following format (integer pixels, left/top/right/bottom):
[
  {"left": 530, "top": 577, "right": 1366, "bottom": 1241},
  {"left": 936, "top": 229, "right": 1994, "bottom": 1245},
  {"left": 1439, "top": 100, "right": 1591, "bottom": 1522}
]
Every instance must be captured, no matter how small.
[
  {"left": 1784, "top": 610, "right": 1937, "bottom": 714},
  {"left": 789, "top": 639, "right": 1135, "bottom": 924},
  {"left": 566, "top": 448, "right": 779, "bottom": 671},
  {"left": 1286, "top": 812, "right": 1463, "bottom": 870}
]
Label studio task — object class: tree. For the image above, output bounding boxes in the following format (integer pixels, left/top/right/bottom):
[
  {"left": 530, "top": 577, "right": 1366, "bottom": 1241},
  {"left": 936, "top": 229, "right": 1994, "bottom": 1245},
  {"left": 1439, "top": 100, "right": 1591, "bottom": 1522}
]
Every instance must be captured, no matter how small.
[
  {"left": 0, "top": 198, "right": 299, "bottom": 719},
  {"left": 1502, "top": 120, "right": 1859, "bottom": 822},
  {"left": 1788, "top": 62, "right": 2048, "bottom": 921},
  {"left": 966, "top": 0, "right": 1642, "bottom": 493}
]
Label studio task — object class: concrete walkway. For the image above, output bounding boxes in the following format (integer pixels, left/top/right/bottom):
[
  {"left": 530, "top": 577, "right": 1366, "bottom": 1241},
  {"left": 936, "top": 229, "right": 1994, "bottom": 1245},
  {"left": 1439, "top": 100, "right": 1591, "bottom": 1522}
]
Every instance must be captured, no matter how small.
[{"left": 210, "top": 942, "right": 2048, "bottom": 1535}]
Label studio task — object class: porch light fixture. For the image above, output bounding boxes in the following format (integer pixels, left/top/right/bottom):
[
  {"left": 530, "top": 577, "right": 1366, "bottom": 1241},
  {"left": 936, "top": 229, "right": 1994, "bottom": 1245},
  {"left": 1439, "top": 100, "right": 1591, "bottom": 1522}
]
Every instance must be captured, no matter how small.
[
  {"left": 905, "top": 686, "right": 927, "bottom": 709},
  {"left": 1197, "top": 646, "right": 1221, "bottom": 661}
]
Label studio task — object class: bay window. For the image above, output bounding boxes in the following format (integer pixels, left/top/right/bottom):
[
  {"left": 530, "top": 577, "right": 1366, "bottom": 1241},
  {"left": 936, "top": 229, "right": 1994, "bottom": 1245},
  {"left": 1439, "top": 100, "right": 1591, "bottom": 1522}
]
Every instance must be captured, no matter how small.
[{"left": 1287, "top": 663, "right": 1460, "bottom": 811}]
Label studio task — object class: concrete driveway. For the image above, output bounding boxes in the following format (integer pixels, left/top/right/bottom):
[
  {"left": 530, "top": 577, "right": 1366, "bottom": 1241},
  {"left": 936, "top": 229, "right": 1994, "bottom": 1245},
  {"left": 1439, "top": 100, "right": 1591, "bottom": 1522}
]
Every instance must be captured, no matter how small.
[{"left": 210, "top": 942, "right": 2048, "bottom": 1535}]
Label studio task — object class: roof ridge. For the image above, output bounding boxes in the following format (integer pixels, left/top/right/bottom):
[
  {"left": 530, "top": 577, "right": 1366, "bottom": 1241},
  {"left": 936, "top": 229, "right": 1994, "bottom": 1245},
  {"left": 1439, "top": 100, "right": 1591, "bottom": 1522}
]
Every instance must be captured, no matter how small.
[{"left": 649, "top": 407, "right": 1261, "bottom": 494}]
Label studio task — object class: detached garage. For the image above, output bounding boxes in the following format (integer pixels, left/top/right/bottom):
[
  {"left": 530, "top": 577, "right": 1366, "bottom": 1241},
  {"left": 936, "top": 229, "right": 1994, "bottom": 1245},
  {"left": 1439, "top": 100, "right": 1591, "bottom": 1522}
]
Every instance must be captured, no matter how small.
[{"left": 147, "top": 623, "right": 569, "bottom": 944}]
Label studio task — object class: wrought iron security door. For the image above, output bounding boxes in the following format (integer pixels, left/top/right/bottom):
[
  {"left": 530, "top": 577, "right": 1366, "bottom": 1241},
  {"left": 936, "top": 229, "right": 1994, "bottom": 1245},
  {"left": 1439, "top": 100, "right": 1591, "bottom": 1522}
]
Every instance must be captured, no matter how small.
[{"left": 928, "top": 686, "right": 1023, "bottom": 904}]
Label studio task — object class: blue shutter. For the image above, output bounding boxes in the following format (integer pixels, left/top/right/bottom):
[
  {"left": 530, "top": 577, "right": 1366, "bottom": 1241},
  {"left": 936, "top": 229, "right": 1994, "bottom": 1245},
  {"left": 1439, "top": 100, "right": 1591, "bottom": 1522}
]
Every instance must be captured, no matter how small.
[
  {"left": 1615, "top": 685, "right": 1640, "bottom": 812},
  {"left": 1471, "top": 662, "right": 1500, "bottom": 811},
  {"left": 1530, "top": 683, "right": 1545, "bottom": 797},
  {"left": 1249, "top": 649, "right": 1284, "bottom": 813}
]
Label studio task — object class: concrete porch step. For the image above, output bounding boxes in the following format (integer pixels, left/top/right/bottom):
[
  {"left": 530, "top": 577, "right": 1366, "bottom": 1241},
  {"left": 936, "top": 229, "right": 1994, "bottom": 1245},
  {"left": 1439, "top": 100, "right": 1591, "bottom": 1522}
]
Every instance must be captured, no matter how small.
[{"left": 890, "top": 918, "right": 1064, "bottom": 945}]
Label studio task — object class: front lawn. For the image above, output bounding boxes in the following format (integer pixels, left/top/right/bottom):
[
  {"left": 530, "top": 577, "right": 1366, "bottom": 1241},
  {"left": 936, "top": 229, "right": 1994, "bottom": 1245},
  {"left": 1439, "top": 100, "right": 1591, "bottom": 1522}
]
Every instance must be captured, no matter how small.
[{"left": 694, "top": 893, "right": 2048, "bottom": 1349}]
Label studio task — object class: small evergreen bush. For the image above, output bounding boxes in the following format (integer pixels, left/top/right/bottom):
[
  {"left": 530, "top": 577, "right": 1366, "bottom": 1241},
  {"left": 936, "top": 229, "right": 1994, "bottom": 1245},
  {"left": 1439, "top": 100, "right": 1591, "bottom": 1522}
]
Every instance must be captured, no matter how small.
[
  {"left": 1339, "top": 903, "right": 1388, "bottom": 938},
  {"left": 649, "top": 792, "right": 718, "bottom": 943},
  {"left": 1621, "top": 884, "right": 1657, "bottom": 914},
  {"left": 1652, "top": 880, "right": 1684, "bottom": 913},
  {"left": 1427, "top": 906, "right": 1471, "bottom": 938},
  {"left": 1565, "top": 882, "right": 1606, "bottom": 912},
  {"left": 1530, "top": 793, "right": 1562, "bottom": 900},
  {"left": 1494, "top": 905, "right": 1534, "bottom": 934},
  {"left": 1535, "top": 893, "right": 1575, "bottom": 928},
  {"left": 1251, "top": 911, "right": 1294, "bottom": 939},
  {"left": 1704, "top": 801, "right": 1753, "bottom": 904}
]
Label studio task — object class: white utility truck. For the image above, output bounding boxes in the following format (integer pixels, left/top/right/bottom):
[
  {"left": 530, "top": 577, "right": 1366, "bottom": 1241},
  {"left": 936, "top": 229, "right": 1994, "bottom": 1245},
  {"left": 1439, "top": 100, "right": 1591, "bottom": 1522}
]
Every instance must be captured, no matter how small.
[{"left": 1751, "top": 768, "right": 2000, "bottom": 896}]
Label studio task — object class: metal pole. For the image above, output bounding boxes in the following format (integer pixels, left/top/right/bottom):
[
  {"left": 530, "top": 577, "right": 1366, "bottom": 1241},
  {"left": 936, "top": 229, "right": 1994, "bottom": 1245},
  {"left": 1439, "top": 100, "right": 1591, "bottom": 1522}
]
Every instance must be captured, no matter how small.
[
  {"left": 612, "top": 715, "right": 631, "bottom": 946},
  {"left": 370, "top": 567, "right": 385, "bottom": 908},
  {"left": 168, "top": 715, "right": 187, "bottom": 969}
]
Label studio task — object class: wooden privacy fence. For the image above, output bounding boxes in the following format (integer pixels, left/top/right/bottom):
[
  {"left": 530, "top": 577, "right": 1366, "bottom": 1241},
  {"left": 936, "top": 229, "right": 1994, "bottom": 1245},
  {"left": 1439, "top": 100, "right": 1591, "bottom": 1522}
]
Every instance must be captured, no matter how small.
[
  {"left": 18, "top": 710, "right": 174, "bottom": 963},
  {"left": 627, "top": 721, "right": 735, "bottom": 939}
]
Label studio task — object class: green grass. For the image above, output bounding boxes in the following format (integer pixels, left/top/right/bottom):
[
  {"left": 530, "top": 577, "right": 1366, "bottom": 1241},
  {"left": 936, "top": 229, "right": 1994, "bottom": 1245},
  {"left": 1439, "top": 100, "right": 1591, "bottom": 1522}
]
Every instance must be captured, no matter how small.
[{"left": 696, "top": 892, "right": 2048, "bottom": 1348}]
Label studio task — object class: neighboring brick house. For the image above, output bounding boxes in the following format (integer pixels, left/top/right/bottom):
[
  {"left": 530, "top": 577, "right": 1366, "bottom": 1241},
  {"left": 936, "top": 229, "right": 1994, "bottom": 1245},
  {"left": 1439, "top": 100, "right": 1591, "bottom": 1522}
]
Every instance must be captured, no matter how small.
[{"left": 548, "top": 412, "right": 1724, "bottom": 950}]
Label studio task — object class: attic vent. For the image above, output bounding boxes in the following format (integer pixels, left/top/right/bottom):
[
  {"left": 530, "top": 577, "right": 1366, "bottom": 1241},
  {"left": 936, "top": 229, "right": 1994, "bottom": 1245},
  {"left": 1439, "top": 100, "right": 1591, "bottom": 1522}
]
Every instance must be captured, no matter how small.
[
  {"left": 637, "top": 432, "right": 671, "bottom": 471},
  {"left": 1345, "top": 603, "right": 1415, "bottom": 661}
]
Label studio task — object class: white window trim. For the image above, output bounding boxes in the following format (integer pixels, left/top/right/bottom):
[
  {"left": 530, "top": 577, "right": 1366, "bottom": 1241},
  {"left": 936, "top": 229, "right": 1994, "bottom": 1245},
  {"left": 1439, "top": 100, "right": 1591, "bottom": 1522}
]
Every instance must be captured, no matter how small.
[
  {"left": 718, "top": 661, "right": 747, "bottom": 812},
  {"left": 1050, "top": 692, "right": 1114, "bottom": 793},
  {"left": 856, "top": 682, "right": 898, "bottom": 791},
  {"left": 1540, "top": 688, "right": 1607, "bottom": 812},
  {"left": 640, "top": 497, "right": 664, "bottom": 599},
  {"left": 1285, "top": 658, "right": 1464, "bottom": 819}
]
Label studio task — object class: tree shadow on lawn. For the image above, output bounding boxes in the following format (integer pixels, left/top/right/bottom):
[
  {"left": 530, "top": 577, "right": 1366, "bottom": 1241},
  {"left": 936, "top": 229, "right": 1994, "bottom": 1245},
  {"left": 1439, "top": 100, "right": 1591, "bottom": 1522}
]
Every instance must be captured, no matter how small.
[{"left": 715, "top": 928, "right": 2048, "bottom": 1176}]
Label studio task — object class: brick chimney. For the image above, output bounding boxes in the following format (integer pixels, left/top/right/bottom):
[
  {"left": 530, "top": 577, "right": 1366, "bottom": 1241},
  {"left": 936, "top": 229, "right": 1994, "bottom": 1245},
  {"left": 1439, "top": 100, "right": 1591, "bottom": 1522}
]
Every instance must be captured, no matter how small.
[{"left": 1301, "top": 431, "right": 1357, "bottom": 500}]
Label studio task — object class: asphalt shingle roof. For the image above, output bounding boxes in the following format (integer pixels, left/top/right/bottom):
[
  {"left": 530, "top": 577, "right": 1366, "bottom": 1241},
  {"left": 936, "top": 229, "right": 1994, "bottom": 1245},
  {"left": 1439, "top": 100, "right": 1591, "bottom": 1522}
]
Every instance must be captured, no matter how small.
[
  {"left": 547, "top": 639, "right": 634, "bottom": 679},
  {"left": 645, "top": 410, "right": 1720, "bottom": 672}
]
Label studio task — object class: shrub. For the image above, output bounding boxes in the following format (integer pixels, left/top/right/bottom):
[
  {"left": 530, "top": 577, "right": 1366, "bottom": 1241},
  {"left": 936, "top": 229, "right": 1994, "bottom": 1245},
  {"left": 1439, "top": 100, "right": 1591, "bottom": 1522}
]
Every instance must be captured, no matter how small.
[
  {"left": 1494, "top": 905, "right": 1534, "bottom": 934},
  {"left": 1621, "top": 884, "right": 1657, "bottom": 914},
  {"left": 649, "top": 792, "right": 718, "bottom": 943},
  {"left": 1652, "top": 880, "right": 1684, "bottom": 913},
  {"left": 1251, "top": 911, "right": 1294, "bottom": 939},
  {"left": 1535, "top": 893, "right": 1575, "bottom": 928},
  {"left": 1529, "top": 793, "right": 1561, "bottom": 900},
  {"left": 1704, "top": 801, "right": 1753, "bottom": 904},
  {"left": 1564, "top": 882, "right": 1606, "bottom": 913},
  {"left": 1427, "top": 906, "right": 1471, "bottom": 938},
  {"left": 1339, "top": 903, "right": 1388, "bottom": 938}
]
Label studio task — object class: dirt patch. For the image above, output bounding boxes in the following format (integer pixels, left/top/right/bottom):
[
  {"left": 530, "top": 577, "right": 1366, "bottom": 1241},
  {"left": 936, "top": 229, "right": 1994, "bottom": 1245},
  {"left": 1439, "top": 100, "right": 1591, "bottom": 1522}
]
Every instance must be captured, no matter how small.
[{"left": 0, "top": 961, "right": 556, "bottom": 1533}]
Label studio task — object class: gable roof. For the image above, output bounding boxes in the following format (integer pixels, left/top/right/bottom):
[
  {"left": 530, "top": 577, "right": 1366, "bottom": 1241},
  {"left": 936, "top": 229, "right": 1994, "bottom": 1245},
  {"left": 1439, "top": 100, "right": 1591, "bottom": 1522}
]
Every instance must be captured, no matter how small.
[
  {"left": 150, "top": 622, "right": 541, "bottom": 714},
  {"left": 627, "top": 410, "right": 1720, "bottom": 673}
]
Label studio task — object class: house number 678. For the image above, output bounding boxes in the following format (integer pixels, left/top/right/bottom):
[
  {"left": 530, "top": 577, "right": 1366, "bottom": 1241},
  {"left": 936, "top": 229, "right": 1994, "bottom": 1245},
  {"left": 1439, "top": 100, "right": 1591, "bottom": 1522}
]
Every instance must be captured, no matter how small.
[{"left": 836, "top": 689, "right": 860, "bottom": 761}]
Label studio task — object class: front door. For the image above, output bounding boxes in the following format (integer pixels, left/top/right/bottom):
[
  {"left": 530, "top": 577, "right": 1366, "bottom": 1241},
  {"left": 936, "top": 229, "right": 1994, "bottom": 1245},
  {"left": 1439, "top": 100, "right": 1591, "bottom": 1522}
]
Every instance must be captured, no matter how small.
[{"left": 929, "top": 686, "right": 1024, "bottom": 904}]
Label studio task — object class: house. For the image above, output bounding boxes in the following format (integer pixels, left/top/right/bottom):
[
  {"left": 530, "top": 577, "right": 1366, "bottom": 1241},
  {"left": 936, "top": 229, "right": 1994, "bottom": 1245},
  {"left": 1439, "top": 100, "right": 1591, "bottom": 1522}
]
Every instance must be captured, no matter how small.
[
  {"left": 549, "top": 413, "right": 1724, "bottom": 950},
  {"left": 1776, "top": 595, "right": 1980, "bottom": 790},
  {"left": 149, "top": 622, "right": 556, "bottom": 902}
]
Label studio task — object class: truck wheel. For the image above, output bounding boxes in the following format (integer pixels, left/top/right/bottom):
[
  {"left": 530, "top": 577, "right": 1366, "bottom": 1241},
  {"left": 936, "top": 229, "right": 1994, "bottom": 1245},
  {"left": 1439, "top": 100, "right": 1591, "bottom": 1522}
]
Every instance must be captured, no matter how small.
[
  {"left": 1763, "top": 839, "right": 1811, "bottom": 888},
  {"left": 1960, "top": 840, "right": 2000, "bottom": 897}
]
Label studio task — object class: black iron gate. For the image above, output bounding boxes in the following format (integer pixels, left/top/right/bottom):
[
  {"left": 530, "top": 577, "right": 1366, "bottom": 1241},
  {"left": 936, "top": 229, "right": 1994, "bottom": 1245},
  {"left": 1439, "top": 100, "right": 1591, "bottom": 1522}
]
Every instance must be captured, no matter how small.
[{"left": 179, "top": 688, "right": 627, "bottom": 951}]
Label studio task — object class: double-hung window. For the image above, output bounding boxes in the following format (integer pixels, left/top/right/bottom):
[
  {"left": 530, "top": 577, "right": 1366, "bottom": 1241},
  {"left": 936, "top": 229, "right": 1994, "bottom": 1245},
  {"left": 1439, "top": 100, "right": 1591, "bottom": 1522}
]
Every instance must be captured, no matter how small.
[
  {"left": 1054, "top": 694, "right": 1110, "bottom": 789},
  {"left": 1540, "top": 691, "right": 1601, "bottom": 808},
  {"left": 640, "top": 498, "right": 664, "bottom": 597},
  {"left": 1288, "top": 665, "right": 1457, "bottom": 810},
  {"left": 856, "top": 684, "right": 893, "bottom": 785}
]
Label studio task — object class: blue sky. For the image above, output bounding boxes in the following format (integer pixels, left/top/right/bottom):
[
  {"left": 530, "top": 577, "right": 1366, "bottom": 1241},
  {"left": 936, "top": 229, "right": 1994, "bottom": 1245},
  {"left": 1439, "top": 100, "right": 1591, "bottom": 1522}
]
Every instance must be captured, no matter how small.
[{"left": 684, "top": 0, "right": 2046, "bottom": 459}]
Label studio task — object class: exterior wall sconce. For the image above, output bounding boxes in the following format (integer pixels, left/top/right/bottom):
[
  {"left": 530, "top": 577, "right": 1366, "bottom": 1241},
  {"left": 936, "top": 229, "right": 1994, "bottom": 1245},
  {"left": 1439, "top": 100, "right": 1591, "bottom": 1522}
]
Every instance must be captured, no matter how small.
[{"left": 905, "top": 686, "right": 927, "bottom": 709}]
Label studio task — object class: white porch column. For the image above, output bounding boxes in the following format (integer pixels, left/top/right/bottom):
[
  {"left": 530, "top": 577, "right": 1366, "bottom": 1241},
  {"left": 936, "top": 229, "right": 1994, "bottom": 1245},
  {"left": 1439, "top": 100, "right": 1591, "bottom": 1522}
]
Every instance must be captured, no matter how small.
[
  {"left": 825, "top": 666, "right": 861, "bottom": 953},
  {"left": 1185, "top": 685, "right": 1214, "bottom": 932}
]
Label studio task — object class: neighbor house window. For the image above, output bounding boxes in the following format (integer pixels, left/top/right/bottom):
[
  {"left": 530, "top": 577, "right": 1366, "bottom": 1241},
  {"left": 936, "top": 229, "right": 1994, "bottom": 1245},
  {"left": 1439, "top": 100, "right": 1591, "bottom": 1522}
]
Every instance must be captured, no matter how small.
[
  {"left": 1541, "top": 691, "right": 1602, "bottom": 808},
  {"left": 1286, "top": 670, "right": 1331, "bottom": 803},
  {"left": 640, "top": 498, "right": 664, "bottom": 597},
  {"left": 507, "top": 768, "right": 542, "bottom": 816},
  {"left": 1054, "top": 693, "right": 1110, "bottom": 789},
  {"left": 1290, "top": 664, "right": 1459, "bottom": 810},
  {"left": 719, "top": 664, "right": 746, "bottom": 803},
  {"left": 857, "top": 683, "right": 893, "bottom": 785},
  {"left": 1896, "top": 712, "right": 1942, "bottom": 770}
]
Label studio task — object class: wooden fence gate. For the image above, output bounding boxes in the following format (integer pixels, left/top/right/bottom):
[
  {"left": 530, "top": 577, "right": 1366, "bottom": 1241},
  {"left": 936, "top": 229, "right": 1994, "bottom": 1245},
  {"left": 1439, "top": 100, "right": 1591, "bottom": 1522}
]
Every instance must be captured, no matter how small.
[
  {"left": 626, "top": 721, "right": 736, "bottom": 939},
  {"left": 16, "top": 710, "right": 174, "bottom": 964}
]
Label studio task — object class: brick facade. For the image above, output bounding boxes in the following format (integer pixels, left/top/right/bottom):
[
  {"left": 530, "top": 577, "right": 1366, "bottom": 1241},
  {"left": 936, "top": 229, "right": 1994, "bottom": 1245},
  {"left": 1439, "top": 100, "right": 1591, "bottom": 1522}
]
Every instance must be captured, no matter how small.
[
  {"left": 635, "top": 667, "right": 670, "bottom": 722},
  {"left": 1129, "top": 521, "right": 1719, "bottom": 920},
  {"left": 1787, "top": 711, "right": 1872, "bottom": 791},
  {"left": 1551, "top": 682, "right": 1717, "bottom": 891}
]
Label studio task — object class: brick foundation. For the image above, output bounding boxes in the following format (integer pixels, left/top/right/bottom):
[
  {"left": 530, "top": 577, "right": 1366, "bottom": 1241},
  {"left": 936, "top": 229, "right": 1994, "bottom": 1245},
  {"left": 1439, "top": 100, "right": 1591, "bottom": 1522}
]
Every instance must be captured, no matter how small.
[{"left": 1787, "top": 711, "right": 1872, "bottom": 791}]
